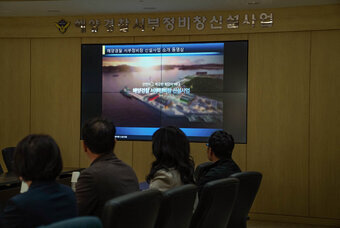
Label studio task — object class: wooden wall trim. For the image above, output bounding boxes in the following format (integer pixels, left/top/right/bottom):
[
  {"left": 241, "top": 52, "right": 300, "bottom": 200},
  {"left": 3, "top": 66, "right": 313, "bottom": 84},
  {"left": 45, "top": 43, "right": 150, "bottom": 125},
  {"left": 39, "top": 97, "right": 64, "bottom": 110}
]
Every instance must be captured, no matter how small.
[
  {"left": 0, "top": 4, "right": 339, "bottom": 38},
  {"left": 249, "top": 213, "right": 340, "bottom": 227}
]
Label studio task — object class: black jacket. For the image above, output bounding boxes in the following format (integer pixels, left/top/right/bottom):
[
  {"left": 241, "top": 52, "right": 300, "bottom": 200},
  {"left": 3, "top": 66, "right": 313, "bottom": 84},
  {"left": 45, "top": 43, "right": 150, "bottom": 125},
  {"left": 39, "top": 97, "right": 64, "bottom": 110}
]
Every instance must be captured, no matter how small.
[
  {"left": 76, "top": 153, "right": 139, "bottom": 217},
  {"left": 195, "top": 158, "right": 241, "bottom": 194}
]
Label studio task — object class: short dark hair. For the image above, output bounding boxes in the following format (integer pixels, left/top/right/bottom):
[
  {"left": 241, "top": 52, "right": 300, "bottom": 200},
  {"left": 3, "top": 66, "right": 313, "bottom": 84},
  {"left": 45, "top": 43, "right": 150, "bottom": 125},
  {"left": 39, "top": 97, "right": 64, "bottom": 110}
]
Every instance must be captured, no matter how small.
[
  {"left": 82, "top": 117, "right": 116, "bottom": 154},
  {"left": 208, "top": 130, "right": 235, "bottom": 159},
  {"left": 146, "top": 126, "right": 194, "bottom": 184},
  {"left": 14, "top": 134, "right": 63, "bottom": 182}
]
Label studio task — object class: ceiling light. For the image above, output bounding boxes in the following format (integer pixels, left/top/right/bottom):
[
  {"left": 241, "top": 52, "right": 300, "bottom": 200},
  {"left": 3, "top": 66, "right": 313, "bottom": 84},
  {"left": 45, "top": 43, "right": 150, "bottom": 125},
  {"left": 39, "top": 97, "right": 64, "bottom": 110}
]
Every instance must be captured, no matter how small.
[
  {"left": 247, "top": 1, "right": 259, "bottom": 5},
  {"left": 0, "top": 9, "right": 12, "bottom": 13},
  {"left": 47, "top": 9, "right": 61, "bottom": 13},
  {"left": 143, "top": 7, "right": 156, "bottom": 10}
]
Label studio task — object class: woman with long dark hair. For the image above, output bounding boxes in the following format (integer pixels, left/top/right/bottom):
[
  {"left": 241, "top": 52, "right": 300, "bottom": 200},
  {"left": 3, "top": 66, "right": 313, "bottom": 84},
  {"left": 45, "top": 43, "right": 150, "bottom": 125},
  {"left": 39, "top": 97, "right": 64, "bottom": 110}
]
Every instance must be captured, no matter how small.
[{"left": 146, "top": 126, "right": 195, "bottom": 191}]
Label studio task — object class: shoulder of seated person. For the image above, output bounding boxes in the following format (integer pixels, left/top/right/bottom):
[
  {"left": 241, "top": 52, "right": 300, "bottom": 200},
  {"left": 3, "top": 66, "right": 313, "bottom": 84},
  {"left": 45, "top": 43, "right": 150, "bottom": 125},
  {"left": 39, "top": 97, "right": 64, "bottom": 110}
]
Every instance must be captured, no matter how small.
[
  {"left": 152, "top": 169, "right": 176, "bottom": 179},
  {"left": 155, "top": 168, "right": 170, "bottom": 175},
  {"left": 87, "top": 161, "right": 130, "bottom": 174},
  {"left": 150, "top": 169, "right": 176, "bottom": 189},
  {"left": 156, "top": 168, "right": 178, "bottom": 175},
  {"left": 79, "top": 164, "right": 123, "bottom": 183},
  {"left": 205, "top": 163, "right": 239, "bottom": 177},
  {"left": 156, "top": 169, "right": 182, "bottom": 182},
  {"left": 58, "top": 182, "right": 75, "bottom": 192},
  {"left": 8, "top": 188, "right": 40, "bottom": 207},
  {"left": 10, "top": 191, "right": 27, "bottom": 202},
  {"left": 205, "top": 164, "right": 228, "bottom": 175}
]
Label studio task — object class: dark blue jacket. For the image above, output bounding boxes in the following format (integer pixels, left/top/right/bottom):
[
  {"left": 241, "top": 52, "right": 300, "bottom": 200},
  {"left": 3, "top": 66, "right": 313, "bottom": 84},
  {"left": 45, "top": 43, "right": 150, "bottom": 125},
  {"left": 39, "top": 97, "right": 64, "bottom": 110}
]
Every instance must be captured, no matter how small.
[{"left": 1, "top": 181, "right": 77, "bottom": 228}]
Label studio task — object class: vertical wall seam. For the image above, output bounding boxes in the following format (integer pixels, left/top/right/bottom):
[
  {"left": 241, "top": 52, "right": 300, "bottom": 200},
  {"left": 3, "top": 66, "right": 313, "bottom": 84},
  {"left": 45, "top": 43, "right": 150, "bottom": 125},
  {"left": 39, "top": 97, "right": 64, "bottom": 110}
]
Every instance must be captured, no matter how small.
[
  {"left": 246, "top": 33, "right": 250, "bottom": 171},
  {"left": 79, "top": 38, "right": 82, "bottom": 168},
  {"left": 308, "top": 31, "right": 312, "bottom": 217},
  {"left": 131, "top": 142, "right": 134, "bottom": 169},
  {"left": 131, "top": 36, "right": 135, "bottom": 170},
  {"left": 29, "top": 39, "right": 32, "bottom": 134}
]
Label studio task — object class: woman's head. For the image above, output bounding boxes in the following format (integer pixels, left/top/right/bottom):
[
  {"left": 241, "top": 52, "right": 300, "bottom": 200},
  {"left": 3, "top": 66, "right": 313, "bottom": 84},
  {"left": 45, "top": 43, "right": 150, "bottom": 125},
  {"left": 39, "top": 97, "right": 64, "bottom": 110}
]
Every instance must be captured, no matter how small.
[
  {"left": 14, "top": 134, "right": 63, "bottom": 182},
  {"left": 152, "top": 126, "right": 190, "bottom": 164},
  {"left": 147, "top": 126, "right": 194, "bottom": 184}
]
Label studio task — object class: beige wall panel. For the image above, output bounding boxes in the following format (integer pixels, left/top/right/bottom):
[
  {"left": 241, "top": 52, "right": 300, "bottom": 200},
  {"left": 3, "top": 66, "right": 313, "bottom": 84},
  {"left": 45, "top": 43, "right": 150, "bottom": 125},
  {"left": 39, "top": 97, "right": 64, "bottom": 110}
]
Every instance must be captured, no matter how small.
[
  {"left": 310, "top": 30, "right": 340, "bottom": 219},
  {"left": 115, "top": 141, "right": 133, "bottom": 166},
  {"left": 82, "top": 37, "right": 134, "bottom": 44},
  {"left": 134, "top": 35, "right": 190, "bottom": 43},
  {"left": 233, "top": 144, "right": 247, "bottom": 171},
  {"left": 247, "top": 32, "right": 310, "bottom": 216},
  {"left": 0, "top": 39, "right": 30, "bottom": 171},
  {"left": 132, "top": 141, "right": 153, "bottom": 182},
  {"left": 190, "top": 142, "right": 208, "bottom": 167},
  {"left": 189, "top": 34, "right": 248, "bottom": 42},
  {"left": 31, "top": 38, "right": 81, "bottom": 168}
]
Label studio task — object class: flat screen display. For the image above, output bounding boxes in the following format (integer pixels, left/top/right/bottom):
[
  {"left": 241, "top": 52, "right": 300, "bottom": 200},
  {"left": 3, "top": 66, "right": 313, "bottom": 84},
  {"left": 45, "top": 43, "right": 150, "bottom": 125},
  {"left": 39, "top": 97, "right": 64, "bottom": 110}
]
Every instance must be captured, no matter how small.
[{"left": 81, "top": 41, "right": 248, "bottom": 143}]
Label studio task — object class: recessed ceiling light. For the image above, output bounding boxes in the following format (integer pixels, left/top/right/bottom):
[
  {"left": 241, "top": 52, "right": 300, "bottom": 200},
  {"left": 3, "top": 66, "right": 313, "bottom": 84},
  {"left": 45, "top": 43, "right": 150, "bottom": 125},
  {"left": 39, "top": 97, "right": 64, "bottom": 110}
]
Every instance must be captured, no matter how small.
[
  {"left": 143, "top": 7, "right": 156, "bottom": 10},
  {"left": 0, "top": 9, "right": 12, "bottom": 13},
  {"left": 47, "top": 9, "right": 61, "bottom": 13},
  {"left": 247, "top": 1, "right": 259, "bottom": 5}
]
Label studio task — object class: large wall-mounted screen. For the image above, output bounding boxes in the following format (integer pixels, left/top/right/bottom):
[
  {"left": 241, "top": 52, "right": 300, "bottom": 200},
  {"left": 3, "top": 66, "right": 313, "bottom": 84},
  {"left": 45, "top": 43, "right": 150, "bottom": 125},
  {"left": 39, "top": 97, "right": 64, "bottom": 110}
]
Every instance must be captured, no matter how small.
[{"left": 81, "top": 41, "right": 247, "bottom": 143}]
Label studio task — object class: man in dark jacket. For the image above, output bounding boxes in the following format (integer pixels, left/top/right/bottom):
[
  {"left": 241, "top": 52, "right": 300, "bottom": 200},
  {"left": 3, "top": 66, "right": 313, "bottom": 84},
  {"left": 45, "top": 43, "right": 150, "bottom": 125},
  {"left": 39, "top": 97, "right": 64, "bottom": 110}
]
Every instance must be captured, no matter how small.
[
  {"left": 76, "top": 117, "right": 139, "bottom": 217},
  {"left": 195, "top": 130, "right": 241, "bottom": 194}
]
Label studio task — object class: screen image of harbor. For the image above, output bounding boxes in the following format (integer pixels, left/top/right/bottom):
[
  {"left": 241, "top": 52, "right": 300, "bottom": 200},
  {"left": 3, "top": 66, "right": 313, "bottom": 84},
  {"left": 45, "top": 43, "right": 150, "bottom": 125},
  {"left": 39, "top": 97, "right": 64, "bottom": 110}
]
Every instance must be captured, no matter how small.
[{"left": 102, "top": 44, "right": 224, "bottom": 129}]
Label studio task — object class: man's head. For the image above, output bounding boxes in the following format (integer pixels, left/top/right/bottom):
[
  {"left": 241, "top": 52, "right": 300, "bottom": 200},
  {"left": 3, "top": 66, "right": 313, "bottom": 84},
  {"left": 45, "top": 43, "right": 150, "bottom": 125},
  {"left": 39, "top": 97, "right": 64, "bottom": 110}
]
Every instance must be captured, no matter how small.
[
  {"left": 14, "top": 134, "right": 63, "bottom": 182},
  {"left": 207, "top": 130, "right": 235, "bottom": 161},
  {"left": 82, "top": 117, "right": 116, "bottom": 155}
]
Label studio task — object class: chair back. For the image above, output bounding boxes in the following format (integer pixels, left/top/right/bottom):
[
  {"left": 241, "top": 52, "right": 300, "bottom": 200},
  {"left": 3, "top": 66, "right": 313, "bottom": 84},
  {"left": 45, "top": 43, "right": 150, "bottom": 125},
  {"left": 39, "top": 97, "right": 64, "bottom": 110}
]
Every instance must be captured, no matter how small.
[
  {"left": 2, "top": 147, "right": 15, "bottom": 173},
  {"left": 102, "top": 189, "right": 162, "bottom": 228},
  {"left": 155, "top": 184, "right": 197, "bottom": 228},
  {"left": 190, "top": 178, "right": 239, "bottom": 228},
  {"left": 38, "top": 216, "right": 102, "bottom": 228},
  {"left": 227, "top": 171, "right": 263, "bottom": 228}
]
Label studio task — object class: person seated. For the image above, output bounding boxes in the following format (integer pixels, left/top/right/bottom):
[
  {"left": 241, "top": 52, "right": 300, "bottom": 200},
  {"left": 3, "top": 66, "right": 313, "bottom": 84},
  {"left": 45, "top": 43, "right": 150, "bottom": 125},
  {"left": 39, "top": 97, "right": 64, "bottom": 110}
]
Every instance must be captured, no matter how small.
[
  {"left": 76, "top": 117, "right": 139, "bottom": 217},
  {"left": 195, "top": 130, "right": 241, "bottom": 193},
  {"left": 0, "top": 134, "right": 77, "bottom": 228},
  {"left": 146, "top": 126, "right": 195, "bottom": 191}
]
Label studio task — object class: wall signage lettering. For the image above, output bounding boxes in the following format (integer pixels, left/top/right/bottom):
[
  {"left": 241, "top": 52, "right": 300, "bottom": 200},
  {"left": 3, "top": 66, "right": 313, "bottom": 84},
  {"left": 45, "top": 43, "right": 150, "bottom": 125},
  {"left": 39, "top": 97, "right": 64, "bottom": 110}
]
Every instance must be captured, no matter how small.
[{"left": 57, "top": 13, "right": 273, "bottom": 34}]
